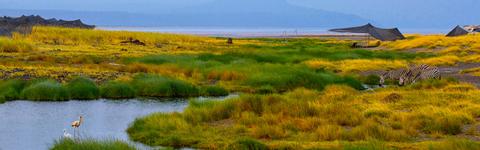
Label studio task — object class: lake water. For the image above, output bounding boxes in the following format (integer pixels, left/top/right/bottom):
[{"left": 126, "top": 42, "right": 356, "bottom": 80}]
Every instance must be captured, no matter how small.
[
  {"left": 97, "top": 26, "right": 450, "bottom": 37},
  {"left": 0, "top": 95, "right": 237, "bottom": 150}
]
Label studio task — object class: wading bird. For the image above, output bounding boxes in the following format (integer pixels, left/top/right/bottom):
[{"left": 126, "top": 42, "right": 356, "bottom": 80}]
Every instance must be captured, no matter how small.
[
  {"left": 71, "top": 115, "right": 83, "bottom": 138},
  {"left": 63, "top": 129, "right": 72, "bottom": 139}
]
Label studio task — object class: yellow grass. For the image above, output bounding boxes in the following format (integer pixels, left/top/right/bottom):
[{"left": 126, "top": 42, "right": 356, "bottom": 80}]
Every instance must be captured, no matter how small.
[
  {"left": 383, "top": 34, "right": 480, "bottom": 50},
  {"left": 304, "top": 59, "right": 408, "bottom": 73},
  {"left": 415, "top": 55, "right": 460, "bottom": 66},
  {"left": 128, "top": 83, "right": 480, "bottom": 149}
]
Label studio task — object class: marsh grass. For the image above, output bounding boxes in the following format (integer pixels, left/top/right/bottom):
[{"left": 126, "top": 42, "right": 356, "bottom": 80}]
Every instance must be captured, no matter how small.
[
  {"left": 50, "top": 138, "right": 137, "bottom": 150},
  {"left": 227, "top": 138, "right": 267, "bottom": 150},
  {"left": 0, "top": 79, "right": 26, "bottom": 101},
  {"left": 66, "top": 77, "right": 100, "bottom": 100},
  {"left": 21, "top": 80, "right": 69, "bottom": 101},
  {"left": 128, "top": 84, "right": 480, "bottom": 149},
  {"left": 201, "top": 86, "right": 229, "bottom": 96},
  {"left": 132, "top": 74, "right": 200, "bottom": 97},
  {"left": 100, "top": 81, "right": 136, "bottom": 99}
]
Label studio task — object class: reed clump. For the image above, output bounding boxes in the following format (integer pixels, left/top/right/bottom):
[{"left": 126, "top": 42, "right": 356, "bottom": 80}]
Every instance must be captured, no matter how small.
[{"left": 50, "top": 138, "right": 137, "bottom": 150}]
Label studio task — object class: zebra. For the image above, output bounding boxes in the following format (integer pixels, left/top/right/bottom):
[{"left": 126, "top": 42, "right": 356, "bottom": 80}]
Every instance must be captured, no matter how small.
[
  {"left": 399, "top": 64, "right": 441, "bottom": 85},
  {"left": 379, "top": 68, "right": 409, "bottom": 87},
  {"left": 400, "top": 65, "right": 441, "bottom": 85},
  {"left": 380, "top": 64, "right": 441, "bottom": 87}
]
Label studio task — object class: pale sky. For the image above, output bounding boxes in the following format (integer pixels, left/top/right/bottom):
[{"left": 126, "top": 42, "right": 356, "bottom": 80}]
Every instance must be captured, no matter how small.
[{"left": 1, "top": 0, "right": 478, "bottom": 27}]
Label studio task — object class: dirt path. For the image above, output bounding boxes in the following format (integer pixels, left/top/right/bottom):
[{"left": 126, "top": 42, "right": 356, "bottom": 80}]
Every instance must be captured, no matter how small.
[{"left": 438, "top": 63, "right": 480, "bottom": 87}]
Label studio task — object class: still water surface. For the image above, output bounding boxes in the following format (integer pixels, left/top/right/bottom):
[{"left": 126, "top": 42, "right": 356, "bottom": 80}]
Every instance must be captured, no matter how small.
[{"left": 0, "top": 95, "right": 237, "bottom": 150}]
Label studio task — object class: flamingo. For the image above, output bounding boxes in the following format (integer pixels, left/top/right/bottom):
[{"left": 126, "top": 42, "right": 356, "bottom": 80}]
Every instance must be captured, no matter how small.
[
  {"left": 71, "top": 115, "right": 83, "bottom": 138},
  {"left": 63, "top": 129, "right": 72, "bottom": 139}
]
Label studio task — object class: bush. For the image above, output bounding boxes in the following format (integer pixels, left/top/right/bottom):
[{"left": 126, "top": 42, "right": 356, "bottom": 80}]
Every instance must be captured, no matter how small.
[
  {"left": 201, "top": 86, "right": 228, "bottom": 96},
  {"left": 66, "top": 77, "right": 100, "bottom": 100},
  {"left": 132, "top": 74, "right": 199, "bottom": 97},
  {"left": 100, "top": 81, "right": 136, "bottom": 99},
  {"left": 227, "top": 138, "right": 267, "bottom": 150},
  {"left": 21, "top": 80, "right": 69, "bottom": 101},
  {"left": 50, "top": 138, "right": 136, "bottom": 150}
]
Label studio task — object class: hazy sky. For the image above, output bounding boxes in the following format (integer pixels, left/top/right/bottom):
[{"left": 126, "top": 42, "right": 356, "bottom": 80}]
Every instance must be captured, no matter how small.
[{"left": 1, "top": 0, "right": 478, "bottom": 27}]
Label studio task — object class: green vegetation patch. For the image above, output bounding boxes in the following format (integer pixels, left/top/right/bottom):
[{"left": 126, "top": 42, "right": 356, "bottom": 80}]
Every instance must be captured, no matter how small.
[
  {"left": 50, "top": 138, "right": 136, "bottom": 150},
  {"left": 100, "top": 81, "right": 136, "bottom": 99},
  {"left": 128, "top": 84, "right": 480, "bottom": 149},
  {"left": 132, "top": 74, "right": 200, "bottom": 97},
  {"left": 66, "top": 77, "right": 100, "bottom": 100},
  {"left": 0, "top": 79, "right": 26, "bottom": 101},
  {"left": 21, "top": 80, "right": 69, "bottom": 101}
]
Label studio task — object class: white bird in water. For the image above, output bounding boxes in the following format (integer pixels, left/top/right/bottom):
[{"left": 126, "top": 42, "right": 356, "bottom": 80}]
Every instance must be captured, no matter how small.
[{"left": 63, "top": 129, "right": 72, "bottom": 139}]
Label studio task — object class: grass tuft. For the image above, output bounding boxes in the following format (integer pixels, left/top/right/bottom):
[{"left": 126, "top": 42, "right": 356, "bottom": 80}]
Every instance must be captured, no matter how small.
[
  {"left": 66, "top": 77, "right": 100, "bottom": 100},
  {"left": 100, "top": 81, "right": 136, "bottom": 99},
  {"left": 21, "top": 80, "right": 69, "bottom": 101},
  {"left": 50, "top": 138, "right": 137, "bottom": 150}
]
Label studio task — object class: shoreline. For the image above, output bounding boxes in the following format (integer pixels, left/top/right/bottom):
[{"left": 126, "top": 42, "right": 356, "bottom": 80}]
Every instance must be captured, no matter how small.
[{"left": 97, "top": 26, "right": 449, "bottom": 38}]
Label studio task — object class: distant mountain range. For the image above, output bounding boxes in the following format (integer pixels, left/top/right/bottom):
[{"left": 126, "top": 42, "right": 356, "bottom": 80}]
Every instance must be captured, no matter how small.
[{"left": 0, "top": 0, "right": 369, "bottom": 27}]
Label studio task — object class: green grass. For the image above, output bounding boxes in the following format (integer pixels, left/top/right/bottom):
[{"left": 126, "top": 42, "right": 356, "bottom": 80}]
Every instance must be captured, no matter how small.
[
  {"left": 127, "top": 85, "right": 480, "bottom": 149},
  {"left": 131, "top": 74, "right": 200, "bottom": 97},
  {"left": 201, "top": 86, "right": 229, "bottom": 96},
  {"left": 100, "top": 81, "right": 136, "bottom": 99},
  {"left": 66, "top": 77, "right": 100, "bottom": 100},
  {"left": 227, "top": 138, "right": 268, "bottom": 150},
  {"left": 21, "top": 80, "right": 69, "bottom": 101},
  {"left": 0, "top": 79, "right": 26, "bottom": 101},
  {"left": 50, "top": 138, "right": 136, "bottom": 150},
  {"left": 244, "top": 65, "right": 363, "bottom": 92},
  {"left": 427, "top": 138, "right": 480, "bottom": 150}
]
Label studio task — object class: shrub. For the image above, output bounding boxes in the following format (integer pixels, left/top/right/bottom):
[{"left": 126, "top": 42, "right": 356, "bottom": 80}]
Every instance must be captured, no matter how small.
[
  {"left": 66, "top": 77, "right": 100, "bottom": 100},
  {"left": 100, "top": 81, "right": 135, "bottom": 99},
  {"left": 201, "top": 86, "right": 229, "bottom": 96},
  {"left": 50, "top": 138, "right": 136, "bottom": 150},
  {"left": 226, "top": 138, "right": 267, "bottom": 150},
  {"left": 132, "top": 74, "right": 199, "bottom": 97},
  {"left": 21, "top": 80, "right": 69, "bottom": 101}
]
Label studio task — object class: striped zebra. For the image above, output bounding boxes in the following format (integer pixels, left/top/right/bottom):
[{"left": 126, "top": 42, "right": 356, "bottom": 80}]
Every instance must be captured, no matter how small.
[
  {"left": 380, "top": 64, "right": 441, "bottom": 86},
  {"left": 379, "top": 68, "right": 409, "bottom": 87},
  {"left": 399, "top": 64, "right": 441, "bottom": 85}
]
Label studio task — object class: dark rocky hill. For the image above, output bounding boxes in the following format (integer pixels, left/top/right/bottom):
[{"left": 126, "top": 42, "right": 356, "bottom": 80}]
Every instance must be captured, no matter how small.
[{"left": 0, "top": 15, "right": 94, "bottom": 36}]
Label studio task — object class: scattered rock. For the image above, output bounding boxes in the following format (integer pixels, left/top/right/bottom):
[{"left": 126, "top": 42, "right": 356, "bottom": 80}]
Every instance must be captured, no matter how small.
[{"left": 120, "top": 38, "right": 146, "bottom": 46}]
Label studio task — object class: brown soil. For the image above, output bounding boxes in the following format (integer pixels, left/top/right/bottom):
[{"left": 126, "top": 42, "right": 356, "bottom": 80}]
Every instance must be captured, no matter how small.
[
  {"left": 360, "top": 63, "right": 480, "bottom": 87},
  {"left": 438, "top": 63, "right": 480, "bottom": 87}
]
